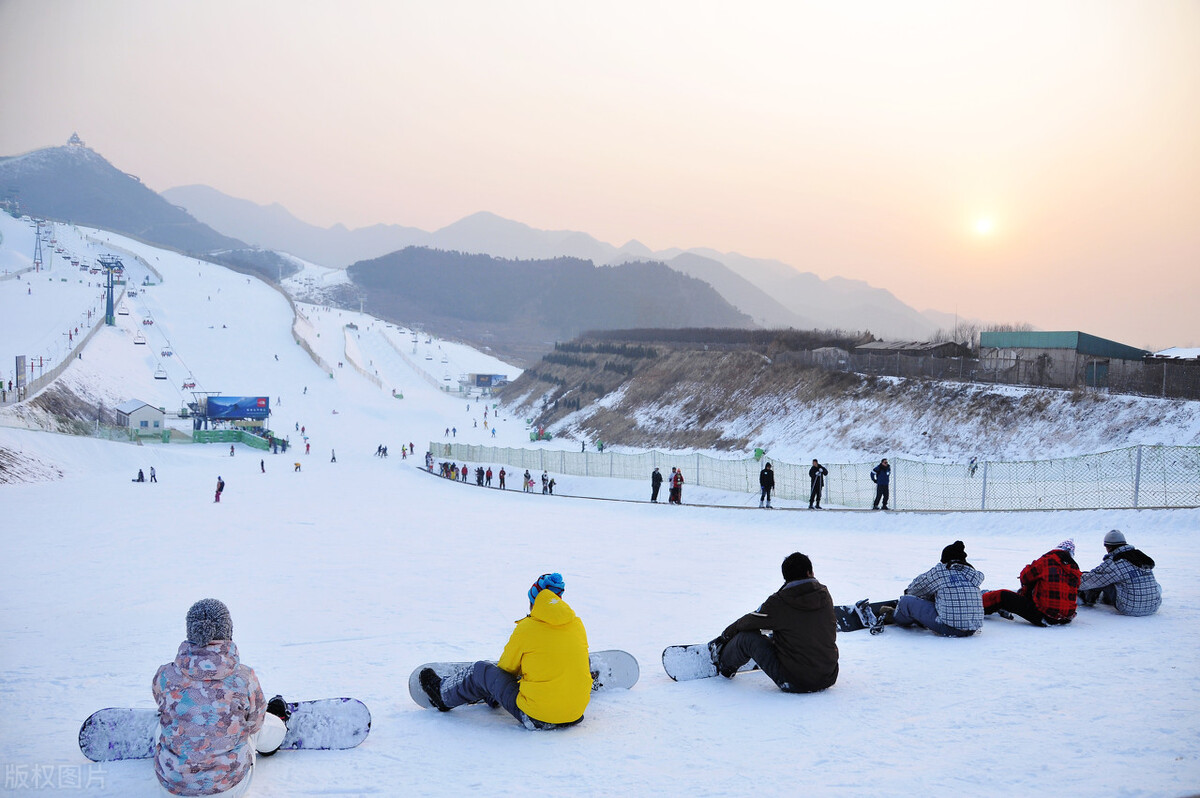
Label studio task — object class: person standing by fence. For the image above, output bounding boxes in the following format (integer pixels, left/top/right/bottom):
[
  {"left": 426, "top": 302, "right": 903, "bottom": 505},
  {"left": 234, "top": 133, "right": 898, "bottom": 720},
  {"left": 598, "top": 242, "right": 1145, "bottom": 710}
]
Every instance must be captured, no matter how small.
[
  {"left": 651, "top": 467, "right": 663, "bottom": 503},
  {"left": 759, "top": 463, "right": 775, "bottom": 509},
  {"left": 871, "top": 458, "right": 890, "bottom": 510},
  {"left": 808, "top": 459, "right": 828, "bottom": 509},
  {"left": 670, "top": 467, "right": 685, "bottom": 505}
]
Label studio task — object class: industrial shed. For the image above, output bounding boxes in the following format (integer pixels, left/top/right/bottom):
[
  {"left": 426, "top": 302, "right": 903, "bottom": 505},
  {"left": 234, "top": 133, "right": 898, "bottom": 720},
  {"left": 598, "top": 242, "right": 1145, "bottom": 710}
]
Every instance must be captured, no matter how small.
[{"left": 978, "top": 331, "right": 1149, "bottom": 390}]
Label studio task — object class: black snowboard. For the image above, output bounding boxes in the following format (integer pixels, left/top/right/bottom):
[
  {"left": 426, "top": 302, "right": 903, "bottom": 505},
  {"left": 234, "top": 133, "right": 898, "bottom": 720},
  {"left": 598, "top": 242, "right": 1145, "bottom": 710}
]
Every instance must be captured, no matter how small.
[{"left": 834, "top": 599, "right": 895, "bottom": 634}]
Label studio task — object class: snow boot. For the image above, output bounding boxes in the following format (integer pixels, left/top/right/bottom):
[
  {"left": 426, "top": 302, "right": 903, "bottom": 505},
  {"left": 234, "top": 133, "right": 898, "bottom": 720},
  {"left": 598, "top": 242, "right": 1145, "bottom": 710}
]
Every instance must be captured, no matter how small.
[
  {"left": 708, "top": 637, "right": 736, "bottom": 678},
  {"left": 266, "top": 694, "right": 291, "bottom": 723},
  {"left": 870, "top": 605, "right": 895, "bottom": 635},
  {"left": 257, "top": 695, "right": 291, "bottom": 757},
  {"left": 419, "top": 668, "right": 452, "bottom": 712}
]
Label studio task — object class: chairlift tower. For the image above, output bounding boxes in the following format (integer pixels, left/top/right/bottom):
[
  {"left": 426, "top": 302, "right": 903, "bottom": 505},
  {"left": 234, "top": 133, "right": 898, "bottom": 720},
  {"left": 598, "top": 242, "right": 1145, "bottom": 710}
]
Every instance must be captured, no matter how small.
[
  {"left": 32, "top": 221, "right": 43, "bottom": 272},
  {"left": 98, "top": 255, "right": 124, "bottom": 325}
]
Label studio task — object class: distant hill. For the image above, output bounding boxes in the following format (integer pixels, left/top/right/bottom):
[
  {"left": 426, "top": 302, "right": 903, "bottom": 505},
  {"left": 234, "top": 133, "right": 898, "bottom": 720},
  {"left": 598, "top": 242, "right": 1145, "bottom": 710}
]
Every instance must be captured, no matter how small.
[
  {"left": 163, "top": 184, "right": 427, "bottom": 266},
  {"left": 345, "top": 247, "right": 754, "bottom": 363},
  {"left": 162, "top": 187, "right": 942, "bottom": 338},
  {"left": 0, "top": 144, "right": 243, "bottom": 254}
]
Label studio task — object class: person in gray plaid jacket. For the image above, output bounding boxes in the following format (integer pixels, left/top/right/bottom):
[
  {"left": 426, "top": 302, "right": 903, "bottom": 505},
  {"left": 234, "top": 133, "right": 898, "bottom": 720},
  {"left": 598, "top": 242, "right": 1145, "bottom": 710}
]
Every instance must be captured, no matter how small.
[
  {"left": 882, "top": 541, "right": 985, "bottom": 637},
  {"left": 1078, "top": 530, "right": 1161, "bottom": 616}
]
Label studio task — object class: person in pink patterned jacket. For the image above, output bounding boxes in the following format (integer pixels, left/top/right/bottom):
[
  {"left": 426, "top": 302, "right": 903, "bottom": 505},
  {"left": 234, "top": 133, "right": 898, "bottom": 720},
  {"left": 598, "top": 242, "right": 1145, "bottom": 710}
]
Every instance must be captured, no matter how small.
[{"left": 153, "top": 599, "right": 288, "bottom": 797}]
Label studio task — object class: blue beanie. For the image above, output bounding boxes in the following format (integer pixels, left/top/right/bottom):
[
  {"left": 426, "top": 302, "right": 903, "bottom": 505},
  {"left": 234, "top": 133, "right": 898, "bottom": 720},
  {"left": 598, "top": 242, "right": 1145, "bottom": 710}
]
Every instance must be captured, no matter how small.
[{"left": 528, "top": 573, "right": 565, "bottom": 605}]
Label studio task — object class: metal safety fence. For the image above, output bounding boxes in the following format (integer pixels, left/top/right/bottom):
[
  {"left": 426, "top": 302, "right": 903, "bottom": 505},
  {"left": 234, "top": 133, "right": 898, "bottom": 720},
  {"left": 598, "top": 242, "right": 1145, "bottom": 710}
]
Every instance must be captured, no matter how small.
[{"left": 430, "top": 442, "right": 1200, "bottom": 511}]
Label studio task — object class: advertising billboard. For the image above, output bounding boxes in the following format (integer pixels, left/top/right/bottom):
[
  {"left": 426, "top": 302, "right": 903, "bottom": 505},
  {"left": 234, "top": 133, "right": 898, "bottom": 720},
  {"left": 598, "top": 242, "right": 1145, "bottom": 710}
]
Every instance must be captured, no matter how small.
[
  {"left": 206, "top": 396, "right": 270, "bottom": 419},
  {"left": 473, "top": 374, "right": 508, "bottom": 388}
]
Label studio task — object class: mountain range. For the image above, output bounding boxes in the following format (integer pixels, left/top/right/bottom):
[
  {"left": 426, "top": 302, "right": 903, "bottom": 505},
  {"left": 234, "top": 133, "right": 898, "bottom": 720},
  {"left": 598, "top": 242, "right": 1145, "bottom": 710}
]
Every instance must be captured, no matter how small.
[
  {"left": 345, "top": 247, "right": 752, "bottom": 363},
  {"left": 164, "top": 185, "right": 945, "bottom": 340},
  {"left": 1, "top": 140, "right": 947, "bottom": 343}
]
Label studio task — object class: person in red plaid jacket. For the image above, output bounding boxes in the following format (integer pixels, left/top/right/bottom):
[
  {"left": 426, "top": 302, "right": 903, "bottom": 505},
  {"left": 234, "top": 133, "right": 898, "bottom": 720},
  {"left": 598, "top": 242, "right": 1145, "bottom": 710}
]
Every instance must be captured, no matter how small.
[{"left": 982, "top": 540, "right": 1082, "bottom": 626}]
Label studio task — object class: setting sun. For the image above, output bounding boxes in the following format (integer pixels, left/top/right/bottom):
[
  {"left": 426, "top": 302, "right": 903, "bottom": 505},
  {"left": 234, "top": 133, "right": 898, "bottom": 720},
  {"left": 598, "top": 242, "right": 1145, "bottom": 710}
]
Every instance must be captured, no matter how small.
[{"left": 973, "top": 217, "right": 995, "bottom": 236}]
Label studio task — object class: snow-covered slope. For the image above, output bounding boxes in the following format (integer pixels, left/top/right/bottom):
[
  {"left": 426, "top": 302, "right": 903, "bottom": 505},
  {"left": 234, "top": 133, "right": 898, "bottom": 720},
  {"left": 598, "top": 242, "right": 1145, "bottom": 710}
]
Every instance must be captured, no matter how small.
[{"left": 0, "top": 222, "right": 1197, "bottom": 797}]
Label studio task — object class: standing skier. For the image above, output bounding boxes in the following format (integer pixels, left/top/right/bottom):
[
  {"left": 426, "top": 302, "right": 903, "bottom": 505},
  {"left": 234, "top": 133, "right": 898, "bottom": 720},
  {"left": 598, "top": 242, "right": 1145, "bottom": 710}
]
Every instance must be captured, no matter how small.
[
  {"left": 870, "top": 458, "right": 890, "bottom": 510},
  {"left": 214, "top": 475, "right": 225, "bottom": 503},
  {"left": 808, "top": 459, "right": 828, "bottom": 509},
  {"left": 150, "top": 466, "right": 157, "bottom": 483},
  {"left": 669, "top": 467, "right": 685, "bottom": 505},
  {"left": 523, "top": 469, "right": 532, "bottom": 493},
  {"left": 758, "top": 462, "right": 775, "bottom": 508},
  {"left": 418, "top": 573, "right": 591, "bottom": 729},
  {"left": 650, "top": 467, "right": 663, "bottom": 503},
  {"left": 708, "top": 552, "right": 839, "bottom": 693},
  {"left": 153, "top": 599, "right": 289, "bottom": 796}
]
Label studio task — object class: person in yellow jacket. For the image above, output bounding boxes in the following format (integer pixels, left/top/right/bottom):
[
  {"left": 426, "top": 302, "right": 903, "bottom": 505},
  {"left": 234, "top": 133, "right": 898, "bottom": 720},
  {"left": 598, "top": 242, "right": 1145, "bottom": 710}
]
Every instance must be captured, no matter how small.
[{"left": 418, "top": 573, "right": 592, "bottom": 729}]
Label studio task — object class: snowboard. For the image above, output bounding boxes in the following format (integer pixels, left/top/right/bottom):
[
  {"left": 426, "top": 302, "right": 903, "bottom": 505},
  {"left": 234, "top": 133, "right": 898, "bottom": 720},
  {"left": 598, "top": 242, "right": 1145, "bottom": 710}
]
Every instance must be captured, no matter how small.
[
  {"left": 408, "top": 650, "right": 639, "bottom": 709},
  {"left": 834, "top": 599, "right": 895, "bottom": 634},
  {"left": 79, "top": 698, "right": 371, "bottom": 762},
  {"left": 661, "top": 642, "right": 760, "bottom": 682}
]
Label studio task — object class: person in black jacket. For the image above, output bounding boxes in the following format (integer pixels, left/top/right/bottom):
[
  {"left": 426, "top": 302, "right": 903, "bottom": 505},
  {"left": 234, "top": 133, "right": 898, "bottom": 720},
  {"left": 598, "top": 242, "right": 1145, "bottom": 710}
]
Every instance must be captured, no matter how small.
[
  {"left": 758, "top": 463, "right": 775, "bottom": 508},
  {"left": 650, "top": 467, "right": 663, "bottom": 503},
  {"left": 708, "top": 552, "right": 839, "bottom": 693},
  {"left": 808, "top": 459, "right": 828, "bottom": 509},
  {"left": 871, "top": 458, "right": 890, "bottom": 510}
]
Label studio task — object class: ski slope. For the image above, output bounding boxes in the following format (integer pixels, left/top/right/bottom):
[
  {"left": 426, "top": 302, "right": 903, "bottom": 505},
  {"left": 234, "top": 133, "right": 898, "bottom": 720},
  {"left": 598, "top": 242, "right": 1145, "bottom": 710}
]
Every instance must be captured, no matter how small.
[{"left": 0, "top": 223, "right": 1197, "bottom": 797}]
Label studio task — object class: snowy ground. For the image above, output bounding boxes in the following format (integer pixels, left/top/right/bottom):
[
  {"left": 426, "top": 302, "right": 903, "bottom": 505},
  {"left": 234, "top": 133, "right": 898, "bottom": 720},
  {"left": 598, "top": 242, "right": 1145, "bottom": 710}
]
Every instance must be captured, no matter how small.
[{"left": 1, "top": 225, "right": 1198, "bottom": 797}]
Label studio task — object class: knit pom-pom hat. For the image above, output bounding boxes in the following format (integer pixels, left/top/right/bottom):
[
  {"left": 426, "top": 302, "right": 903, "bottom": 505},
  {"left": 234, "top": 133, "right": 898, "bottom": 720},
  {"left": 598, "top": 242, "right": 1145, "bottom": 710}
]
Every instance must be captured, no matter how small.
[
  {"left": 186, "top": 598, "right": 233, "bottom": 646},
  {"left": 528, "top": 573, "right": 566, "bottom": 605}
]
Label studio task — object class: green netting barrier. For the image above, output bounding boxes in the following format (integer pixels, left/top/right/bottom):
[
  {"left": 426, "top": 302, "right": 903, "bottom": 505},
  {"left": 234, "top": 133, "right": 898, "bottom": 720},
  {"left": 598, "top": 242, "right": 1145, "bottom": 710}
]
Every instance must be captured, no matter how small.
[
  {"left": 194, "top": 429, "right": 271, "bottom": 450},
  {"left": 429, "top": 442, "right": 1200, "bottom": 511}
]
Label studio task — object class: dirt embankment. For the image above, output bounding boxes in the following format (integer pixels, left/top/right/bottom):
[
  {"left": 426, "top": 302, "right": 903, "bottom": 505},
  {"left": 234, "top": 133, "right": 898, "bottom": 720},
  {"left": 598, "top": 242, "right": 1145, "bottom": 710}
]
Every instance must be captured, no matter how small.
[{"left": 500, "top": 342, "right": 1200, "bottom": 458}]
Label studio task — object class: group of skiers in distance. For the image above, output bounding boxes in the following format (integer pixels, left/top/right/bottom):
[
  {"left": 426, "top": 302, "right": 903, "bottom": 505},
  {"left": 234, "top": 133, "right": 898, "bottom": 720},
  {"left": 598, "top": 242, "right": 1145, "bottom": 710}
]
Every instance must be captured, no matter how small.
[
  {"left": 435, "top": 461, "right": 557, "bottom": 494},
  {"left": 424, "top": 455, "right": 880, "bottom": 510},
  {"left": 650, "top": 466, "right": 685, "bottom": 504},
  {"left": 755, "top": 459, "right": 832, "bottom": 509}
]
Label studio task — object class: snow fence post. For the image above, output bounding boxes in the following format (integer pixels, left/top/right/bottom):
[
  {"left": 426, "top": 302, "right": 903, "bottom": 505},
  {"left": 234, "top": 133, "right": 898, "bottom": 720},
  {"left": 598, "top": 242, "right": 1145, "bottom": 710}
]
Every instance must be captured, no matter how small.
[
  {"left": 893, "top": 459, "right": 899, "bottom": 510},
  {"left": 1133, "top": 445, "right": 1143, "bottom": 509},
  {"left": 980, "top": 460, "right": 989, "bottom": 511}
]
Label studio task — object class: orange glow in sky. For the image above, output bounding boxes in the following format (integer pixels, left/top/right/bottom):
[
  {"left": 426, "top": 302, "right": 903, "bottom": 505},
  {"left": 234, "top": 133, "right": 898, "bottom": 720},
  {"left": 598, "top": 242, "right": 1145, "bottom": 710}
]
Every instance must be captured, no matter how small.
[{"left": 0, "top": 1, "right": 1196, "bottom": 348}]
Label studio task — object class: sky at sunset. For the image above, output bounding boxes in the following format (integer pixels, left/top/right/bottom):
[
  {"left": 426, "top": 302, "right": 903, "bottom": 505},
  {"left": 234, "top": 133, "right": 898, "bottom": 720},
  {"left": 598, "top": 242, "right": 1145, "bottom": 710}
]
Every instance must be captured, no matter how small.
[{"left": 1, "top": 1, "right": 1196, "bottom": 348}]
